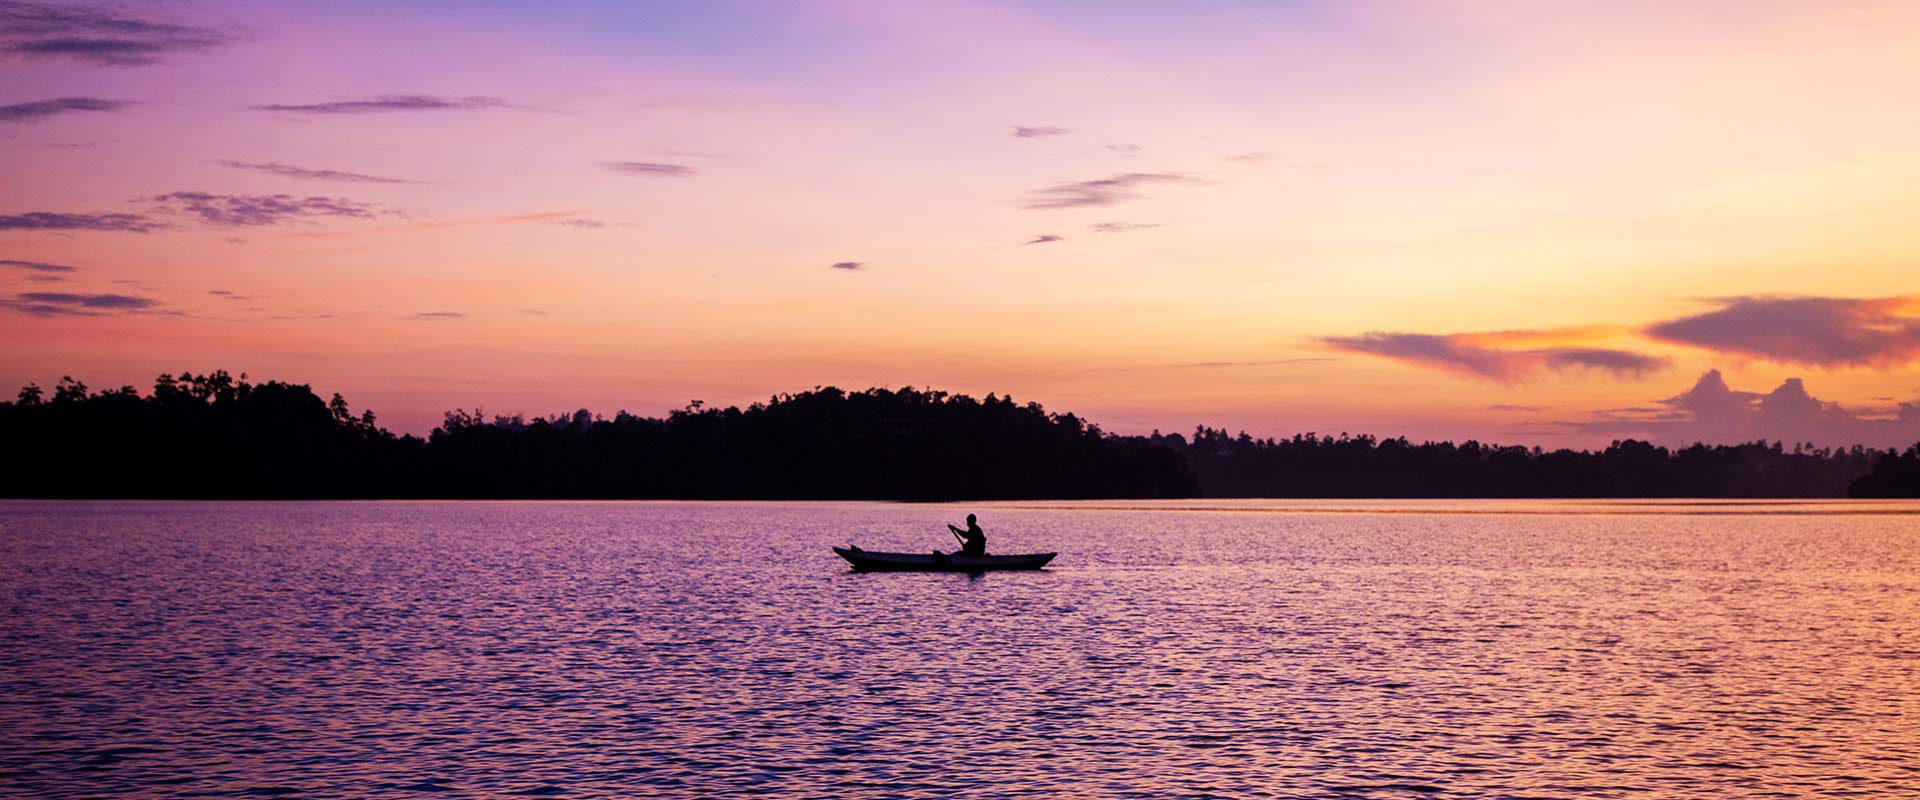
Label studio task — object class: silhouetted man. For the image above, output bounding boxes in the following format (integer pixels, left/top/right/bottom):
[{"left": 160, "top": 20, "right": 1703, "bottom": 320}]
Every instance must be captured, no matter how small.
[{"left": 948, "top": 514, "right": 986, "bottom": 556}]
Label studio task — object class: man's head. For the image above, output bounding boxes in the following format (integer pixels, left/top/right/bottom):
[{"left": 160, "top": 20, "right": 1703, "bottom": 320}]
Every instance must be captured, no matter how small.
[{"left": 966, "top": 514, "right": 976, "bottom": 524}]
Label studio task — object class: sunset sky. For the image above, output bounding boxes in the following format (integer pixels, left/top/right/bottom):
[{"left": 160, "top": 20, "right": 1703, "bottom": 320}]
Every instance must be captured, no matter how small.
[{"left": 5, "top": 0, "right": 1920, "bottom": 447}]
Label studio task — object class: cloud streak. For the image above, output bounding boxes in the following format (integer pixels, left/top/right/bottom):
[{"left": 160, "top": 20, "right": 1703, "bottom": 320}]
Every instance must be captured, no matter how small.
[
  {"left": 0, "top": 211, "right": 161, "bottom": 232},
  {"left": 148, "top": 192, "right": 385, "bottom": 227},
  {"left": 1, "top": 258, "right": 79, "bottom": 273},
  {"left": 0, "top": 1, "right": 233, "bottom": 66},
  {"left": 1090, "top": 221, "right": 1159, "bottom": 234},
  {"left": 220, "top": 161, "right": 413, "bottom": 184},
  {"left": 1024, "top": 173, "right": 1196, "bottom": 209},
  {"left": 1024, "top": 234, "right": 1063, "bottom": 245},
  {"left": 1012, "top": 126, "right": 1070, "bottom": 138},
  {"left": 1321, "top": 330, "right": 1670, "bottom": 382},
  {"left": 251, "top": 95, "right": 508, "bottom": 114},
  {"left": 0, "top": 96, "right": 129, "bottom": 123},
  {"left": 1, "top": 290, "right": 159, "bottom": 316},
  {"left": 830, "top": 261, "right": 862, "bottom": 271},
  {"left": 1646, "top": 295, "right": 1920, "bottom": 368},
  {"left": 602, "top": 161, "right": 695, "bottom": 177}
]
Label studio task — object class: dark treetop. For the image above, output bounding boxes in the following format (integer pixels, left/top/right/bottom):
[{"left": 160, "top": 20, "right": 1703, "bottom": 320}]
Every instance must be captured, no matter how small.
[{"left": 3, "top": 372, "right": 1914, "bottom": 499}]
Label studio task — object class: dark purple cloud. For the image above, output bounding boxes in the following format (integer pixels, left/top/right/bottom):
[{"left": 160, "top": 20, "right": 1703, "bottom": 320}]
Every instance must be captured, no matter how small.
[
  {"left": 17, "top": 291, "right": 148, "bottom": 307},
  {"left": 251, "top": 96, "right": 508, "bottom": 114},
  {"left": 1089, "top": 221, "right": 1160, "bottom": 234},
  {"left": 1646, "top": 295, "right": 1920, "bottom": 368},
  {"left": 220, "top": 161, "right": 412, "bottom": 184},
  {"left": 1321, "top": 331, "right": 1669, "bottom": 382},
  {"left": 1563, "top": 370, "right": 1920, "bottom": 448},
  {"left": 0, "top": 1, "right": 233, "bottom": 66},
  {"left": 148, "top": 192, "right": 383, "bottom": 227},
  {"left": 830, "top": 261, "right": 862, "bottom": 271},
  {"left": 0, "top": 96, "right": 129, "bottom": 122},
  {"left": 602, "top": 161, "right": 696, "bottom": 177},
  {"left": 1012, "top": 126, "right": 1070, "bottom": 138},
  {"left": 1024, "top": 234, "right": 1063, "bottom": 245},
  {"left": 0, "top": 211, "right": 161, "bottom": 232},
  {"left": 1, "top": 290, "right": 159, "bottom": 316},
  {"left": 1025, "top": 172, "right": 1196, "bottom": 209},
  {"left": 1, "top": 258, "right": 79, "bottom": 272}
]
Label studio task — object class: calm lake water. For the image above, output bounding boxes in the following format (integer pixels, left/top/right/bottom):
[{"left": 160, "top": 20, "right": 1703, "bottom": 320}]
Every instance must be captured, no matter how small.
[{"left": 2, "top": 499, "right": 1916, "bottom": 798}]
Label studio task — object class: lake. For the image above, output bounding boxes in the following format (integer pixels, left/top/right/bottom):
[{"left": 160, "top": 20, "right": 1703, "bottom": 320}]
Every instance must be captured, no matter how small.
[{"left": 2, "top": 499, "right": 1916, "bottom": 798}]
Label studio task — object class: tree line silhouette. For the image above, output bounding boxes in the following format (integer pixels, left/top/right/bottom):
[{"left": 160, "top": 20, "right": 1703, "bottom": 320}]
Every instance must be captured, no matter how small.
[{"left": 3, "top": 372, "right": 1914, "bottom": 499}]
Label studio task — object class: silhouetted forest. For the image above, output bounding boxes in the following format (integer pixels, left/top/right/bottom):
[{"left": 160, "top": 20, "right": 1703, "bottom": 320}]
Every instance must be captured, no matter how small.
[
  {"left": 3, "top": 372, "right": 1915, "bottom": 499},
  {"left": 1847, "top": 444, "right": 1920, "bottom": 498},
  {"left": 1156, "top": 428, "right": 1899, "bottom": 499}
]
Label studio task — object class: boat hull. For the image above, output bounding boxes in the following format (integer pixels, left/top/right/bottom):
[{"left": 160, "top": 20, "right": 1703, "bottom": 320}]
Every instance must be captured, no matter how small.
[{"left": 833, "top": 547, "right": 1056, "bottom": 572}]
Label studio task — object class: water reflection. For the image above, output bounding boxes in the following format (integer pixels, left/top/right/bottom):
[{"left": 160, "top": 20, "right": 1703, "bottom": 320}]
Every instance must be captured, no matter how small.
[{"left": 1, "top": 500, "right": 1915, "bottom": 797}]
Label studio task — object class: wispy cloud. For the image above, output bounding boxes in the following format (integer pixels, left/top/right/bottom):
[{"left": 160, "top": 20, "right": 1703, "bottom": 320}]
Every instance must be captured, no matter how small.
[
  {"left": 1106, "top": 143, "right": 1142, "bottom": 156},
  {"left": 1, "top": 258, "right": 79, "bottom": 273},
  {"left": 601, "top": 161, "right": 695, "bottom": 177},
  {"left": 0, "top": 211, "right": 161, "bottom": 232},
  {"left": 0, "top": 96, "right": 129, "bottom": 123},
  {"left": 220, "top": 161, "right": 413, "bottom": 184},
  {"left": 1090, "top": 221, "right": 1160, "bottom": 234},
  {"left": 1543, "top": 348, "right": 1669, "bottom": 376},
  {"left": 1024, "top": 234, "right": 1063, "bottom": 245},
  {"left": 1025, "top": 173, "right": 1196, "bottom": 209},
  {"left": 1321, "top": 329, "right": 1669, "bottom": 383},
  {"left": 208, "top": 289, "right": 251, "bottom": 300},
  {"left": 410, "top": 311, "right": 464, "bottom": 320},
  {"left": 1, "top": 290, "right": 160, "bottom": 316},
  {"left": 251, "top": 95, "right": 508, "bottom": 114},
  {"left": 0, "top": 1, "right": 233, "bottom": 66},
  {"left": 148, "top": 192, "right": 385, "bottom": 227},
  {"left": 1487, "top": 404, "right": 1545, "bottom": 413},
  {"left": 1646, "top": 295, "right": 1920, "bottom": 368},
  {"left": 1012, "top": 125, "right": 1070, "bottom": 138},
  {"left": 550, "top": 217, "right": 607, "bottom": 228},
  {"left": 830, "top": 261, "right": 862, "bottom": 271}
]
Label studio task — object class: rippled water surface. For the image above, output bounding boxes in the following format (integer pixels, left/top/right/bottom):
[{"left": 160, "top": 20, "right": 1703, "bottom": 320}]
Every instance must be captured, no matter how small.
[{"left": 3, "top": 499, "right": 1917, "bottom": 798}]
